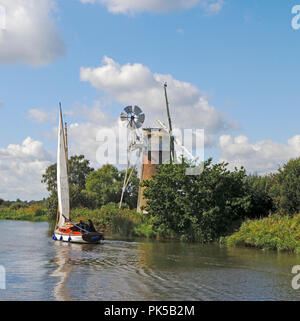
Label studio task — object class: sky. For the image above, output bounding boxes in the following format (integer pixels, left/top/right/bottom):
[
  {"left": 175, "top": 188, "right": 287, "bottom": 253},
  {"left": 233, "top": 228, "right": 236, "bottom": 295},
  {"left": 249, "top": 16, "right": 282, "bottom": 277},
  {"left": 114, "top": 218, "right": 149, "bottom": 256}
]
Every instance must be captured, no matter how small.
[{"left": 1, "top": 0, "right": 300, "bottom": 201}]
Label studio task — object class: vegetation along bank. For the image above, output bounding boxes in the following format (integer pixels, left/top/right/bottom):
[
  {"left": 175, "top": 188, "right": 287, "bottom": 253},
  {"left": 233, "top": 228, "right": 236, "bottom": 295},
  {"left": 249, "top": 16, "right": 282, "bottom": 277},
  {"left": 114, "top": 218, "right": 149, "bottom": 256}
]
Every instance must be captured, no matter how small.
[{"left": 2, "top": 155, "right": 300, "bottom": 253}]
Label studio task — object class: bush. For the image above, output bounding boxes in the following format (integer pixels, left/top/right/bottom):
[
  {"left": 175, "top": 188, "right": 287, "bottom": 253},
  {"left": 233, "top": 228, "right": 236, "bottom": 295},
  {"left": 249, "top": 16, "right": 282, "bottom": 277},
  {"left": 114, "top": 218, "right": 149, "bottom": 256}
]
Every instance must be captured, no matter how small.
[
  {"left": 69, "top": 203, "right": 154, "bottom": 238},
  {"left": 226, "top": 214, "right": 300, "bottom": 253},
  {"left": 34, "top": 208, "right": 46, "bottom": 217},
  {"left": 277, "top": 158, "right": 300, "bottom": 215},
  {"left": 45, "top": 192, "right": 58, "bottom": 221},
  {"left": 244, "top": 175, "right": 274, "bottom": 218},
  {"left": 9, "top": 202, "right": 28, "bottom": 211},
  {"left": 142, "top": 159, "right": 251, "bottom": 242}
]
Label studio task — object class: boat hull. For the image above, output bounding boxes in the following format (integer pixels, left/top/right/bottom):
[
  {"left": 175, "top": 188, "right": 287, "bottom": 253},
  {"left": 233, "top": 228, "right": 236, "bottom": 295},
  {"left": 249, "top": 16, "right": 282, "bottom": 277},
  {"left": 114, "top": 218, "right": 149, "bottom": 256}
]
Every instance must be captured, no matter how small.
[{"left": 53, "top": 230, "right": 104, "bottom": 244}]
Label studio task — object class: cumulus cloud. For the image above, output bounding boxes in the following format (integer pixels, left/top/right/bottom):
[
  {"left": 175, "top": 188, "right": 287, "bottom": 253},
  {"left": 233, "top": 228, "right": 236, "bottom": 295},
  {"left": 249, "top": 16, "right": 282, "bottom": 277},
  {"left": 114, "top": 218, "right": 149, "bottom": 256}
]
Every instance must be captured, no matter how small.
[
  {"left": 219, "top": 134, "right": 300, "bottom": 175},
  {"left": 80, "top": 0, "right": 224, "bottom": 15},
  {"left": 28, "top": 108, "right": 57, "bottom": 123},
  {"left": 0, "top": 0, "right": 65, "bottom": 65},
  {"left": 80, "top": 56, "right": 237, "bottom": 143},
  {"left": 0, "top": 137, "right": 54, "bottom": 200},
  {"left": 67, "top": 100, "right": 115, "bottom": 125}
]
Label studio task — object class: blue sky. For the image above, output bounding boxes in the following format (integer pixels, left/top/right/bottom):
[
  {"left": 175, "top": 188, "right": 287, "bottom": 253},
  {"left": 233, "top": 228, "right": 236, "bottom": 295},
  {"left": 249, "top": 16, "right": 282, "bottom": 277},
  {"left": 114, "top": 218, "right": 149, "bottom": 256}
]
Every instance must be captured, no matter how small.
[{"left": 1, "top": 0, "right": 300, "bottom": 200}]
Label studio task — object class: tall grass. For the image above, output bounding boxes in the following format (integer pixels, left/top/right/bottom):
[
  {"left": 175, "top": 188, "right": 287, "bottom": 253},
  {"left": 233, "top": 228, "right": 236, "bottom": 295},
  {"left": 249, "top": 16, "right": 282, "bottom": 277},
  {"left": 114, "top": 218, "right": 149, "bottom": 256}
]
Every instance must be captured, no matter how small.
[
  {"left": 70, "top": 203, "right": 156, "bottom": 238},
  {"left": 0, "top": 203, "right": 155, "bottom": 238},
  {"left": 226, "top": 214, "right": 300, "bottom": 254}
]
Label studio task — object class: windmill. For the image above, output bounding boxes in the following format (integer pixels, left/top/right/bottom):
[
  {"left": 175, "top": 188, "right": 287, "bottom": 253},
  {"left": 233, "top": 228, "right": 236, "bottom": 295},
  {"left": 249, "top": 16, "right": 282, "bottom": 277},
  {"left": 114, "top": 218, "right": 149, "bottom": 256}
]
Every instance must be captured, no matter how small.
[
  {"left": 119, "top": 85, "right": 200, "bottom": 212},
  {"left": 119, "top": 105, "right": 146, "bottom": 208}
]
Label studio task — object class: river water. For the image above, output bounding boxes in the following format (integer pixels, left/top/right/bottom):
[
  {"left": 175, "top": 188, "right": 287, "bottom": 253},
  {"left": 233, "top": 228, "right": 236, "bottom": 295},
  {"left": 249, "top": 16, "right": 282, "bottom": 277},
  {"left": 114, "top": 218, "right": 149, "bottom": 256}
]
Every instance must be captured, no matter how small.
[{"left": 0, "top": 220, "right": 299, "bottom": 301}]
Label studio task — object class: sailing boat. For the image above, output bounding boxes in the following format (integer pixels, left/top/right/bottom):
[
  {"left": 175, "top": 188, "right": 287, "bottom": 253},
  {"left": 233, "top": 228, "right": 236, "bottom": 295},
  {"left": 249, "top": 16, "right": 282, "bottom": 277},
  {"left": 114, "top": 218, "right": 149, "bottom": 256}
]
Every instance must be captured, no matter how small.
[{"left": 52, "top": 104, "right": 104, "bottom": 244}]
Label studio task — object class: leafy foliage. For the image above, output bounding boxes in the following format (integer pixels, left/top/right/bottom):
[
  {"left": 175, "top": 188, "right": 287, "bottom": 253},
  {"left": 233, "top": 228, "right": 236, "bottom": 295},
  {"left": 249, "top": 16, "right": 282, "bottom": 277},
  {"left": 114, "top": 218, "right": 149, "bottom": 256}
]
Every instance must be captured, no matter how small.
[
  {"left": 243, "top": 175, "right": 275, "bottom": 218},
  {"left": 70, "top": 203, "right": 154, "bottom": 238},
  {"left": 277, "top": 158, "right": 300, "bottom": 215},
  {"left": 85, "top": 164, "right": 139, "bottom": 209},
  {"left": 142, "top": 159, "right": 252, "bottom": 242},
  {"left": 226, "top": 214, "right": 300, "bottom": 254},
  {"left": 41, "top": 155, "right": 94, "bottom": 193}
]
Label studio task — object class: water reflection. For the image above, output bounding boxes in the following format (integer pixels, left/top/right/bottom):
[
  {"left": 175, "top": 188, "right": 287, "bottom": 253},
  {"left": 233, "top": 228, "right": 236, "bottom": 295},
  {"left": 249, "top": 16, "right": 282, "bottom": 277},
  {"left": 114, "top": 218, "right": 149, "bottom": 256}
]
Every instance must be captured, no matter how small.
[
  {"left": 0, "top": 221, "right": 299, "bottom": 301},
  {"left": 51, "top": 242, "right": 74, "bottom": 301}
]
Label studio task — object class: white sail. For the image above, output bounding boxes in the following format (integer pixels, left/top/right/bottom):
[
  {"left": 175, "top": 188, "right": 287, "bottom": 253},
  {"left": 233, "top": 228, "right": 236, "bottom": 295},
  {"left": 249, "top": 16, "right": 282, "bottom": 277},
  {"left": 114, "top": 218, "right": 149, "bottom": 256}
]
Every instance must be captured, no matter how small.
[{"left": 57, "top": 106, "right": 69, "bottom": 228}]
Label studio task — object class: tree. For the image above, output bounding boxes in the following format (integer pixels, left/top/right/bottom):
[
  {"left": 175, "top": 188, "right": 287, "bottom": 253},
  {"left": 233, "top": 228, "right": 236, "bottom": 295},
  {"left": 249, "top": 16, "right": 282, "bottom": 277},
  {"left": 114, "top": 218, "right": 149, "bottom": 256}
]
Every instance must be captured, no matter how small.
[
  {"left": 276, "top": 158, "right": 300, "bottom": 215},
  {"left": 142, "top": 159, "right": 251, "bottom": 242},
  {"left": 41, "top": 155, "right": 94, "bottom": 193},
  {"left": 85, "top": 164, "right": 139, "bottom": 209},
  {"left": 42, "top": 155, "right": 94, "bottom": 217},
  {"left": 244, "top": 175, "right": 274, "bottom": 218},
  {"left": 45, "top": 191, "right": 58, "bottom": 221}
]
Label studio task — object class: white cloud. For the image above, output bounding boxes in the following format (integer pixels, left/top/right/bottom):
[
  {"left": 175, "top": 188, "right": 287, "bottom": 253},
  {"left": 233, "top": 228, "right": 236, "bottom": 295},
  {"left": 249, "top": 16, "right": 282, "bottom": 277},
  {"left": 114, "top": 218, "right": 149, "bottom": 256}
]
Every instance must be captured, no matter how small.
[
  {"left": 28, "top": 108, "right": 56, "bottom": 123},
  {"left": 0, "top": 137, "right": 54, "bottom": 200},
  {"left": 80, "top": 0, "right": 224, "bottom": 15},
  {"left": 80, "top": 56, "right": 237, "bottom": 142},
  {"left": 219, "top": 134, "right": 300, "bottom": 175},
  {"left": 0, "top": 0, "right": 65, "bottom": 65},
  {"left": 67, "top": 100, "right": 115, "bottom": 125}
]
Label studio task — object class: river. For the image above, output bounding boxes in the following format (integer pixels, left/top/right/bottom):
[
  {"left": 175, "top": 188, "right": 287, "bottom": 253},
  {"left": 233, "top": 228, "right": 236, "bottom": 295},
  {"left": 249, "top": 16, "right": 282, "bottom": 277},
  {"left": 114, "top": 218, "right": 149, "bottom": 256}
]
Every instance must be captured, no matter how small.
[{"left": 0, "top": 220, "right": 299, "bottom": 301}]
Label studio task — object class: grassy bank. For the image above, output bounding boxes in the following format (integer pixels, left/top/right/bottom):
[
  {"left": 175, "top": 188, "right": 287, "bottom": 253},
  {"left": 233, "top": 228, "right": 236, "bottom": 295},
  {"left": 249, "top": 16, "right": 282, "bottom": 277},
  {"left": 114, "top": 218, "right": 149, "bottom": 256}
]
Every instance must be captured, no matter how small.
[
  {"left": 0, "top": 203, "right": 156, "bottom": 238},
  {"left": 0, "top": 206, "right": 48, "bottom": 222},
  {"left": 70, "top": 204, "right": 156, "bottom": 238},
  {"left": 226, "top": 214, "right": 300, "bottom": 254},
  {"left": 3, "top": 202, "right": 300, "bottom": 252}
]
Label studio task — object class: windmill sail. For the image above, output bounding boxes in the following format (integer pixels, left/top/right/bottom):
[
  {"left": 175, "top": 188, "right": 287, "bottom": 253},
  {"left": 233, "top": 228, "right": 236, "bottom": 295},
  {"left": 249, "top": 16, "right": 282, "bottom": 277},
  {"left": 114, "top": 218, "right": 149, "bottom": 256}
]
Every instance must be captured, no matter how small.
[{"left": 57, "top": 106, "right": 70, "bottom": 228}]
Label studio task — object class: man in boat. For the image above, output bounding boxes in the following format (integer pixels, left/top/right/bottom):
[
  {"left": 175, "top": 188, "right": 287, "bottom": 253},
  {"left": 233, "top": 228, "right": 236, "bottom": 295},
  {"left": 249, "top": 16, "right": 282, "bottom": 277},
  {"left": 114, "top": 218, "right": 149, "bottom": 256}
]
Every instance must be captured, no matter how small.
[
  {"left": 71, "top": 219, "right": 96, "bottom": 233},
  {"left": 88, "top": 219, "right": 96, "bottom": 232}
]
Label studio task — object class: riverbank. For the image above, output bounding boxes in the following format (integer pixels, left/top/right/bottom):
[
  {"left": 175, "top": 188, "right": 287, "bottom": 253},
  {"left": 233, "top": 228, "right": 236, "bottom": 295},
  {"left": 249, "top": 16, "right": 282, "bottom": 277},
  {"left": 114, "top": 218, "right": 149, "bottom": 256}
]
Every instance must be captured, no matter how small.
[
  {"left": 0, "top": 207, "right": 48, "bottom": 222},
  {"left": 226, "top": 214, "right": 300, "bottom": 254},
  {"left": 70, "top": 204, "right": 156, "bottom": 238},
  {"left": 2, "top": 206, "right": 300, "bottom": 254},
  {"left": 0, "top": 204, "right": 155, "bottom": 238}
]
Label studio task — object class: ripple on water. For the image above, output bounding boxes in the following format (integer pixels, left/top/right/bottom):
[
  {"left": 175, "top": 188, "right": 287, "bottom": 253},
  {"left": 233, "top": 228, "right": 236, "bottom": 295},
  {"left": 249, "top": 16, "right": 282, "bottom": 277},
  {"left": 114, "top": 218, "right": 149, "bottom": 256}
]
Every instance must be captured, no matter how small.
[{"left": 0, "top": 221, "right": 300, "bottom": 301}]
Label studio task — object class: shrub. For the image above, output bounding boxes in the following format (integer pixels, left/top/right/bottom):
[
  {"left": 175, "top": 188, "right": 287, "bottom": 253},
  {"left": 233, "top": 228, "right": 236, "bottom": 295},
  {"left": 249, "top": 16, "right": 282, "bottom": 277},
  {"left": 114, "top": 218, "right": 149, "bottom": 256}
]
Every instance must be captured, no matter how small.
[
  {"left": 142, "top": 159, "right": 251, "bottom": 242},
  {"left": 226, "top": 214, "right": 300, "bottom": 253}
]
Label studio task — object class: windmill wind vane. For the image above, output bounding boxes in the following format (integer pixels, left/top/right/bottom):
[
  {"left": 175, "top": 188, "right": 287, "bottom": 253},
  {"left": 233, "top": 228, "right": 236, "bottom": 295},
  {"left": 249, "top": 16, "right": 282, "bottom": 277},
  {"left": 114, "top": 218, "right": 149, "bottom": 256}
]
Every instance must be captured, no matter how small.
[{"left": 120, "top": 105, "right": 145, "bottom": 129}]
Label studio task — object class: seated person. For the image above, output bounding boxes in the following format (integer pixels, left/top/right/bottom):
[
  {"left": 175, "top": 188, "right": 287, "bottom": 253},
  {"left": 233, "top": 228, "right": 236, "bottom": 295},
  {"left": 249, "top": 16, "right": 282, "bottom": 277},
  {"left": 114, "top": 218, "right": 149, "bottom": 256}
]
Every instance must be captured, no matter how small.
[{"left": 88, "top": 219, "right": 96, "bottom": 232}]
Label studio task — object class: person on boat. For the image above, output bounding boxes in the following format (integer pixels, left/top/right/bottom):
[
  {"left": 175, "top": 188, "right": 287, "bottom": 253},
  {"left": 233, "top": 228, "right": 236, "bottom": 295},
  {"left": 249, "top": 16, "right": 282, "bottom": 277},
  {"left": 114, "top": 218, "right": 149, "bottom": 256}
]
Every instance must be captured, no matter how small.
[
  {"left": 70, "top": 219, "right": 87, "bottom": 232},
  {"left": 88, "top": 219, "right": 96, "bottom": 232}
]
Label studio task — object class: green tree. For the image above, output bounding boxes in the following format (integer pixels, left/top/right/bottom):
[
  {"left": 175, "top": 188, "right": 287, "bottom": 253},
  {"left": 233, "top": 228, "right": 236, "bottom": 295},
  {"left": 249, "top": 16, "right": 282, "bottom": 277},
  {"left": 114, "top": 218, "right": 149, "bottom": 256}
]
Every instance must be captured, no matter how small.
[
  {"left": 119, "top": 168, "right": 139, "bottom": 209},
  {"left": 45, "top": 191, "right": 58, "bottom": 221},
  {"left": 42, "top": 155, "right": 94, "bottom": 218},
  {"left": 244, "top": 175, "right": 274, "bottom": 218},
  {"left": 85, "top": 164, "right": 139, "bottom": 209},
  {"left": 41, "top": 155, "right": 94, "bottom": 193},
  {"left": 142, "top": 159, "right": 251, "bottom": 242},
  {"left": 276, "top": 158, "right": 300, "bottom": 215}
]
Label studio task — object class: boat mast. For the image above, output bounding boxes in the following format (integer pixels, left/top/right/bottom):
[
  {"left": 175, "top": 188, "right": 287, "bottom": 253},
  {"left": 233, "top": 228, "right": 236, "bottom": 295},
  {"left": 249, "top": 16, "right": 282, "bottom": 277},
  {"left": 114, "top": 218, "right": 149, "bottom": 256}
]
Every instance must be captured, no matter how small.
[{"left": 163, "top": 83, "right": 175, "bottom": 163}]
